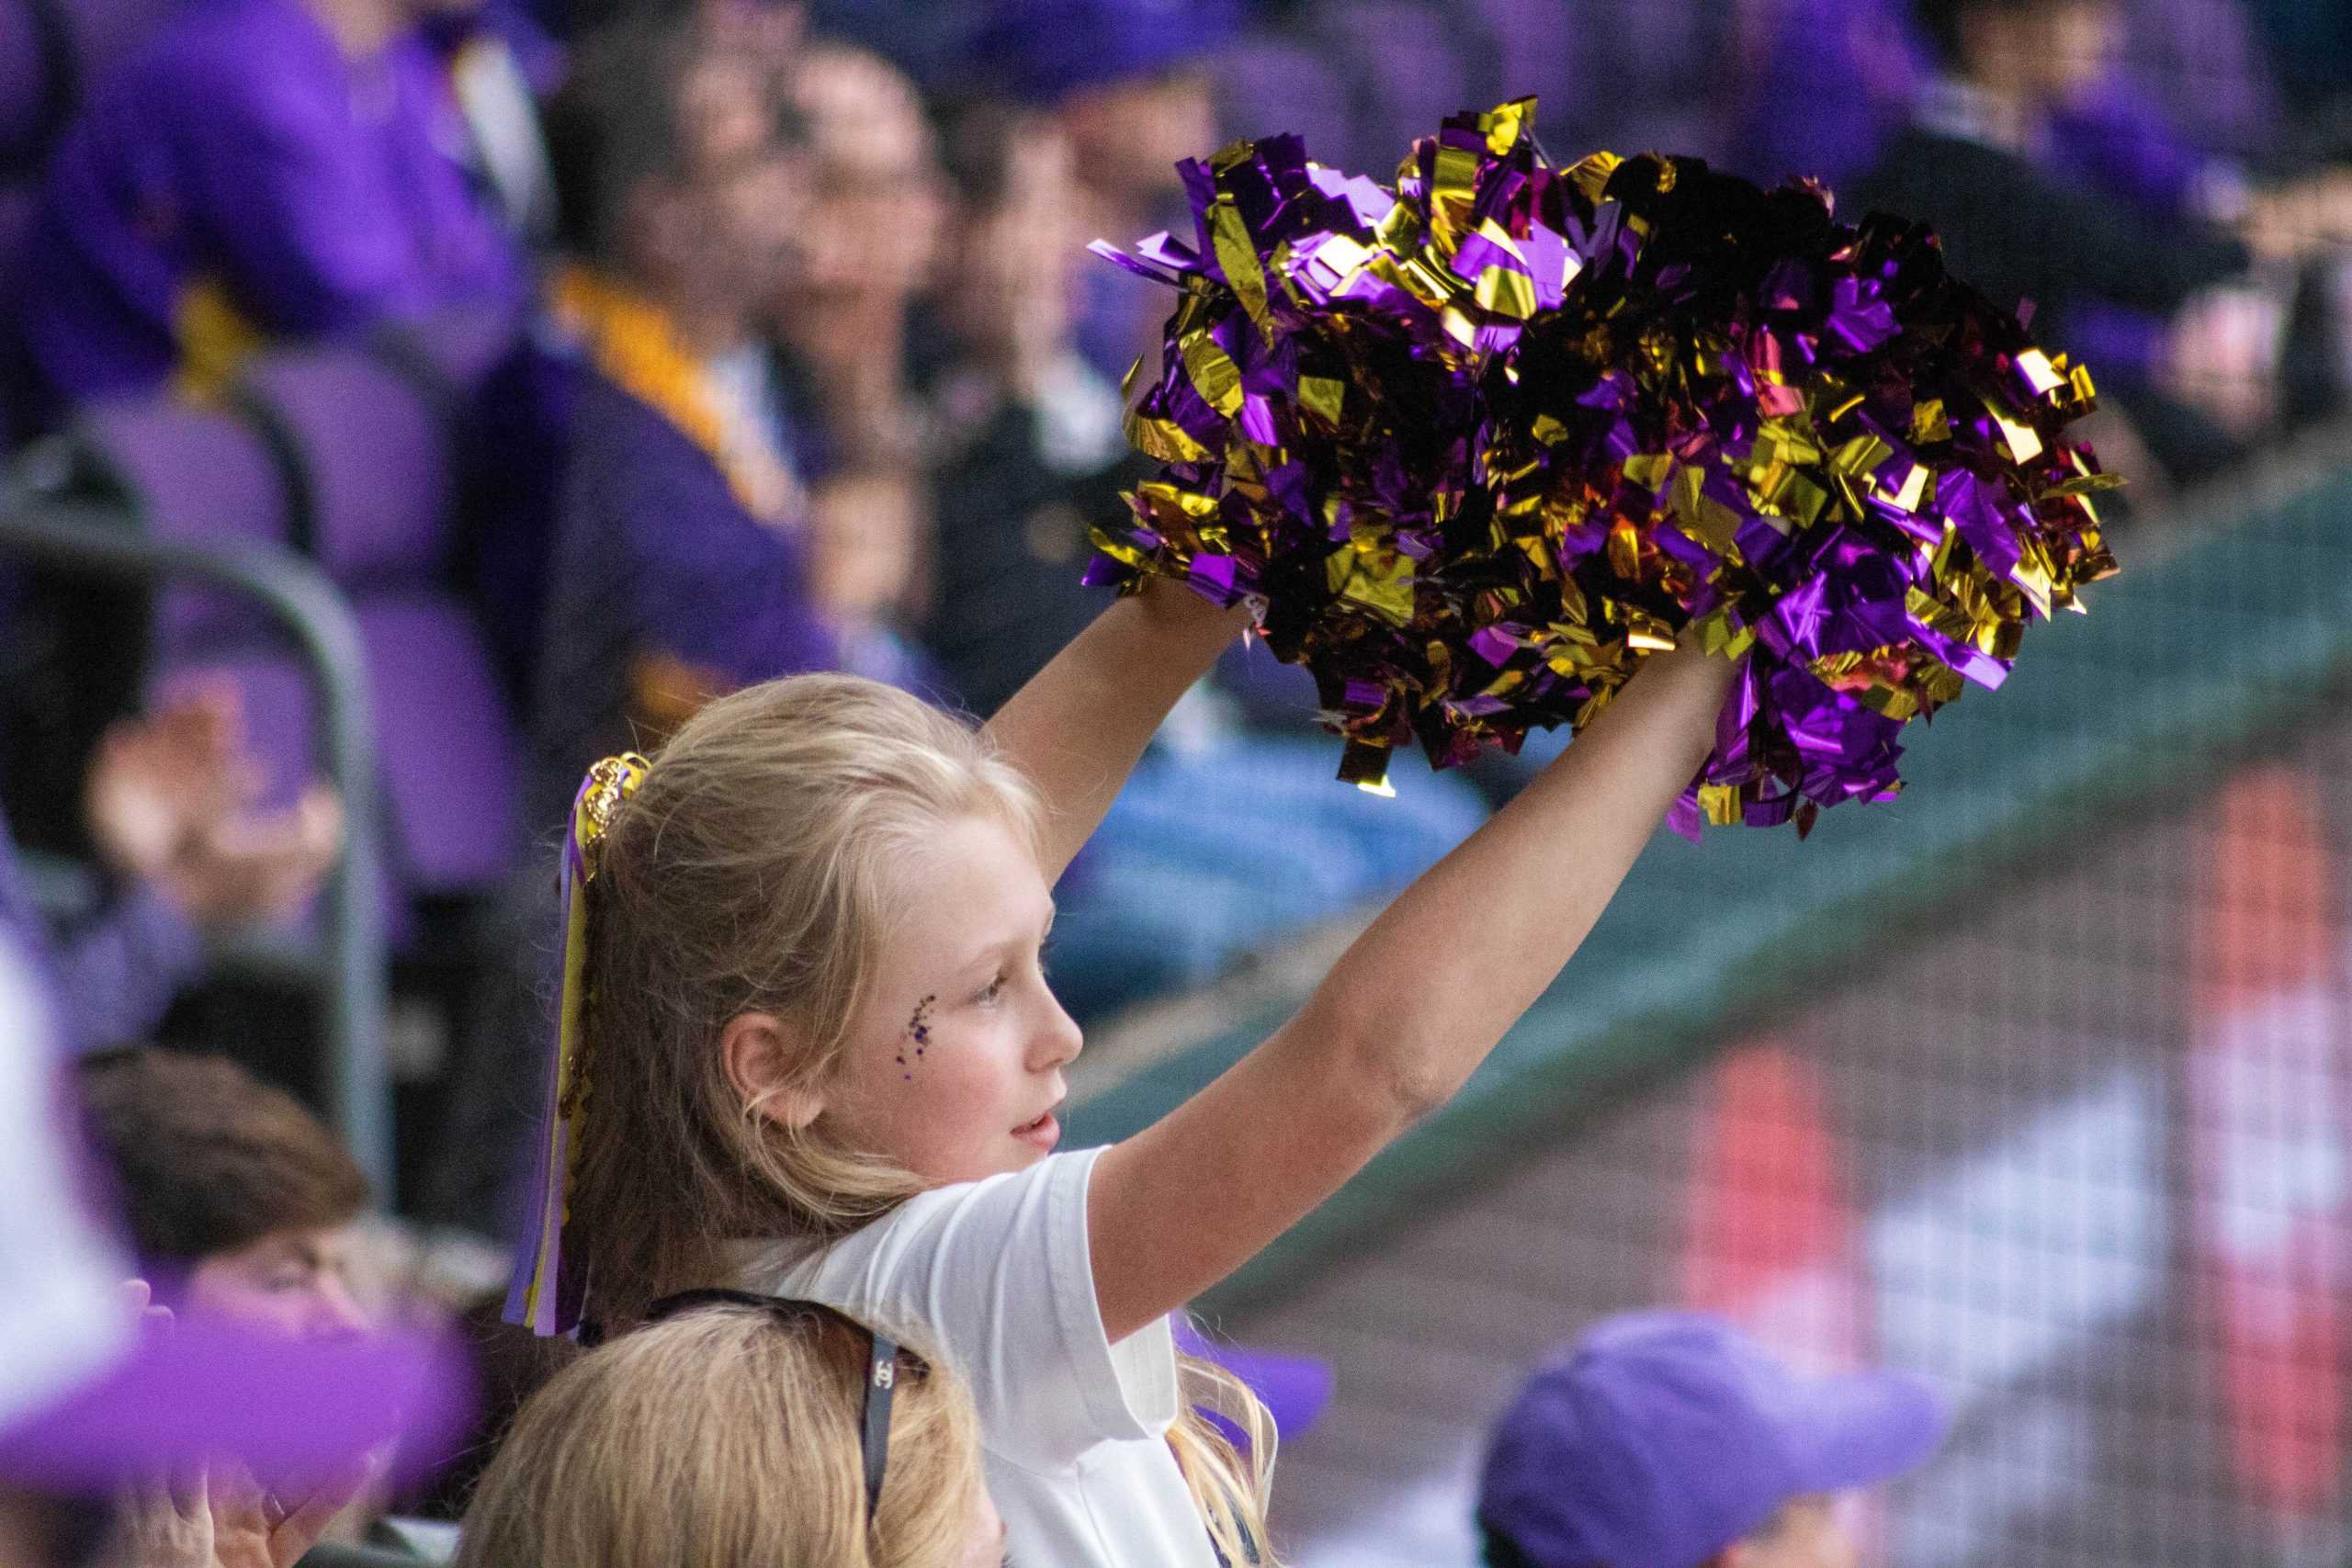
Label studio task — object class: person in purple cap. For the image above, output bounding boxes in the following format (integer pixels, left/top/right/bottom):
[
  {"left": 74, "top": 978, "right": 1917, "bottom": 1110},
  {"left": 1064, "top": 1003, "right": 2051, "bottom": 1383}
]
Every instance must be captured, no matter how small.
[
  {"left": 1478, "top": 1313, "right": 1951, "bottom": 1568},
  {"left": 970, "top": 0, "right": 1240, "bottom": 387},
  {"left": 1, "top": 0, "right": 526, "bottom": 434}
]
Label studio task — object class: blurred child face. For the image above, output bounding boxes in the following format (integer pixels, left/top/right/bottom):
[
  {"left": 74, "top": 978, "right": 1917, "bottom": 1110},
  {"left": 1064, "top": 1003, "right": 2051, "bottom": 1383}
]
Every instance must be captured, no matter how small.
[
  {"left": 1968, "top": 0, "right": 2118, "bottom": 107},
  {"left": 813, "top": 814, "right": 1081, "bottom": 1186},
  {"left": 187, "top": 1224, "right": 369, "bottom": 1340},
  {"left": 1060, "top": 68, "right": 1216, "bottom": 206},
  {"left": 944, "top": 123, "right": 1082, "bottom": 361},
  {"left": 1726, "top": 1496, "right": 1857, "bottom": 1568}
]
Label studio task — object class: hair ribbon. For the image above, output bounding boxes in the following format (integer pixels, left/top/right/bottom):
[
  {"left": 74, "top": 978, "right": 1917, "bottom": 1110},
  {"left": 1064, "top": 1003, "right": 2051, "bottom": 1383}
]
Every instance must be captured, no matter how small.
[{"left": 505, "top": 752, "right": 650, "bottom": 1337}]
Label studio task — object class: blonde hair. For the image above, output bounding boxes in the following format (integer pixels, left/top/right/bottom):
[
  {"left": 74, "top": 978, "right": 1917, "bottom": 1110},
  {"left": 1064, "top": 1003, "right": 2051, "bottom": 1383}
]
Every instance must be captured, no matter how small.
[
  {"left": 564, "top": 672, "right": 1279, "bottom": 1563},
  {"left": 453, "top": 1301, "right": 983, "bottom": 1568}
]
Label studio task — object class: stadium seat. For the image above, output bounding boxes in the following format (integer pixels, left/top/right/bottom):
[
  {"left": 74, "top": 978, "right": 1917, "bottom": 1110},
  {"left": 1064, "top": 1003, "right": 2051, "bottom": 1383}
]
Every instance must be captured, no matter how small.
[
  {"left": 70, "top": 393, "right": 295, "bottom": 659},
  {"left": 235, "top": 345, "right": 520, "bottom": 904}
]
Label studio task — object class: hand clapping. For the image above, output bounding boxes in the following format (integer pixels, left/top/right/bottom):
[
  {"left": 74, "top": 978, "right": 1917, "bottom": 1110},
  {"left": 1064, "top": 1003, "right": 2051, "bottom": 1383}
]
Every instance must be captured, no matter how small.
[{"left": 82, "top": 682, "right": 343, "bottom": 931}]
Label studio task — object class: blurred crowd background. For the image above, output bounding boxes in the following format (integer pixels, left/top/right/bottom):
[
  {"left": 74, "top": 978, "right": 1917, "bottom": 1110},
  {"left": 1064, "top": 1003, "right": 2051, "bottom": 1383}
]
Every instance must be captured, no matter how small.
[{"left": 0, "top": 0, "right": 2348, "bottom": 1562}]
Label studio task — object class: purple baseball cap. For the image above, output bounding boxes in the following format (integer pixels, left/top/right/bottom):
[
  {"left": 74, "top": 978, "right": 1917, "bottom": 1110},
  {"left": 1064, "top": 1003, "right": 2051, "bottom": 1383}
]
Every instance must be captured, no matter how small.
[
  {"left": 0, "top": 940, "right": 471, "bottom": 1497},
  {"left": 1477, "top": 1313, "right": 1950, "bottom": 1568},
  {"left": 970, "top": 0, "right": 1240, "bottom": 106}
]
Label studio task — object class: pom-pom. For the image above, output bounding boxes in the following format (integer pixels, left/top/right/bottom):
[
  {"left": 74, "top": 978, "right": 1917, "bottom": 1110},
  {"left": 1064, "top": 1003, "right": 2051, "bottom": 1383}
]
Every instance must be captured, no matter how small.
[{"left": 1085, "top": 100, "right": 2118, "bottom": 833}]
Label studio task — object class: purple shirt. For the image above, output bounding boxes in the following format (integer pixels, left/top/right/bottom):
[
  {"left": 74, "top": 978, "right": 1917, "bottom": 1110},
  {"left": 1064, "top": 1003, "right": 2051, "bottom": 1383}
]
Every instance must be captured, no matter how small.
[
  {"left": 1728, "top": 0, "right": 1926, "bottom": 190},
  {"left": 525, "top": 367, "right": 839, "bottom": 829},
  {"left": 13, "top": 0, "right": 523, "bottom": 413},
  {"left": 0, "top": 807, "right": 202, "bottom": 1057}
]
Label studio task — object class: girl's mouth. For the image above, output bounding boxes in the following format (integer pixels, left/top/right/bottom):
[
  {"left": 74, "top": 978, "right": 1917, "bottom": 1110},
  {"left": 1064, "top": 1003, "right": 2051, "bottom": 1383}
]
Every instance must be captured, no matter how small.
[{"left": 1012, "top": 1110, "right": 1061, "bottom": 1151}]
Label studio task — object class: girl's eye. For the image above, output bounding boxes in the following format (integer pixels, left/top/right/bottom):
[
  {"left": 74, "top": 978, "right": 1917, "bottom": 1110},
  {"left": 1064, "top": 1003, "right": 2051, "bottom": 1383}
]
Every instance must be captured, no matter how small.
[
  {"left": 1036, "top": 935, "right": 1056, "bottom": 976},
  {"left": 976, "top": 971, "right": 1007, "bottom": 1005}
]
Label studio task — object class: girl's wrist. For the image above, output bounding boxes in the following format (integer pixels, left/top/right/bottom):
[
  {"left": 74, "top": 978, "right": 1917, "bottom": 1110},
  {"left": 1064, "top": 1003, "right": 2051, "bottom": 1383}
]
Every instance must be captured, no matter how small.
[{"left": 1132, "top": 574, "right": 1253, "bottom": 643}]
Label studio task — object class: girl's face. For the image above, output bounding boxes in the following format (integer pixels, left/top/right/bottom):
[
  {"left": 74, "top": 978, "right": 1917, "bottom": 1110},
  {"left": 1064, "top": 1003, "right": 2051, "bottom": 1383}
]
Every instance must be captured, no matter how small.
[{"left": 816, "top": 813, "right": 1082, "bottom": 1186}]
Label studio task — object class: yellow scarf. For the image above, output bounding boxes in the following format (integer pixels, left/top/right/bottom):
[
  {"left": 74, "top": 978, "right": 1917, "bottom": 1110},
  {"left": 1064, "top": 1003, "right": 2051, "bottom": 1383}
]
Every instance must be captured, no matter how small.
[
  {"left": 549, "top": 265, "right": 799, "bottom": 523},
  {"left": 171, "top": 279, "right": 267, "bottom": 404}
]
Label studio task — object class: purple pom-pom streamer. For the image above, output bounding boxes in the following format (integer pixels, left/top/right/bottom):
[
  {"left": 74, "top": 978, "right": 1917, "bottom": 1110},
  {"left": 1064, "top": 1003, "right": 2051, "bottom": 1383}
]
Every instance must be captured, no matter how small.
[{"left": 1087, "top": 100, "right": 2119, "bottom": 833}]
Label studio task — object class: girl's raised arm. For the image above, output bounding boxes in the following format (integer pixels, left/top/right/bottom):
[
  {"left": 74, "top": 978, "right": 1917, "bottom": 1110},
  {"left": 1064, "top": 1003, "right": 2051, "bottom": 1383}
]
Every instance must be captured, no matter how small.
[
  {"left": 982, "top": 578, "right": 1249, "bottom": 884},
  {"left": 1087, "top": 640, "right": 1738, "bottom": 1341}
]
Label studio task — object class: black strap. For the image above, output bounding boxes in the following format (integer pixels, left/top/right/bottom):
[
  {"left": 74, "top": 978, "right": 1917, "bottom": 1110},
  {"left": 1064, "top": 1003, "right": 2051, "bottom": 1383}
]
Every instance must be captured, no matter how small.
[
  {"left": 645, "top": 1289, "right": 900, "bottom": 1523},
  {"left": 861, "top": 1331, "right": 899, "bottom": 1518}
]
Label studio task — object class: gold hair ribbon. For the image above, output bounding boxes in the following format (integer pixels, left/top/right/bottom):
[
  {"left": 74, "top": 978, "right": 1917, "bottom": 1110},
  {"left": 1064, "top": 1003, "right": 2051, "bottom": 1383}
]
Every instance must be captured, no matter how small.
[{"left": 505, "top": 752, "right": 650, "bottom": 1336}]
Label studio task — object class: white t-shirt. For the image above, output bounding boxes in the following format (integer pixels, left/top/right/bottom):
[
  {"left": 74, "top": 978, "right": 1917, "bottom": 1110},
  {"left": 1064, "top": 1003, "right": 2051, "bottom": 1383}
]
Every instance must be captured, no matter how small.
[{"left": 735, "top": 1146, "right": 1219, "bottom": 1568}]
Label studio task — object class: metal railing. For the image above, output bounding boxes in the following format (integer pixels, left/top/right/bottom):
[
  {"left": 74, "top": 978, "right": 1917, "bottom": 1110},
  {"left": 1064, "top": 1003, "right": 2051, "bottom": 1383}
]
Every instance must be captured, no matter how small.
[{"left": 0, "top": 496, "right": 392, "bottom": 1197}]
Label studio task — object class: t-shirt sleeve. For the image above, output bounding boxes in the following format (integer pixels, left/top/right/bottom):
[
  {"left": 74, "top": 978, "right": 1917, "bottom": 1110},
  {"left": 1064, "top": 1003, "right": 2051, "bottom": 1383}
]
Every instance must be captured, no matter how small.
[{"left": 778, "top": 1147, "right": 1180, "bottom": 1471}]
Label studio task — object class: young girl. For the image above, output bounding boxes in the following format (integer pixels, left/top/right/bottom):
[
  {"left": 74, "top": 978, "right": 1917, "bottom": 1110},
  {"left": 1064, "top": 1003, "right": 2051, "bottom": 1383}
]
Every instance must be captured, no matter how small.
[
  {"left": 520, "top": 578, "right": 1736, "bottom": 1565},
  {"left": 458, "top": 1296, "right": 999, "bottom": 1568}
]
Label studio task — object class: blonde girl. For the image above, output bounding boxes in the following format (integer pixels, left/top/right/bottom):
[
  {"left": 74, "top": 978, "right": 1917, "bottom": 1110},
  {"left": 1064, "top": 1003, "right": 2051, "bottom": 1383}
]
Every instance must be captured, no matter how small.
[
  {"left": 513, "top": 580, "right": 1736, "bottom": 1565},
  {"left": 457, "top": 1294, "right": 1000, "bottom": 1568}
]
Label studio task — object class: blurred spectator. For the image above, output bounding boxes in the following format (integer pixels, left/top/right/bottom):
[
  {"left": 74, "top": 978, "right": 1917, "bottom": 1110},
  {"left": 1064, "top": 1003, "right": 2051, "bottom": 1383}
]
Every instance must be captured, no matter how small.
[
  {"left": 1478, "top": 1313, "right": 1951, "bottom": 1568},
  {"left": 451, "top": 1296, "right": 1001, "bottom": 1568},
  {"left": 434, "top": 8, "right": 834, "bottom": 1237},
  {"left": 0, "top": 684, "right": 341, "bottom": 1058},
  {"left": 1848, "top": 0, "right": 2284, "bottom": 483},
  {"left": 0, "top": 943, "right": 460, "bottom": 1568},
  {"left": 2, "top": 0, "right": 529, "bottom": 438},
  {"left": 971, "top": 0, "right": 1239, "bottom": 386},
  {"left": 775, "top": 40, "right": 944, "bottom": 688},
  {"left": 526, "top": 11, "right": 833, "bottom": 827},
  {"left": 77, "top": 1047, "right": 371, "bottom": 1337},
  {"left": 779, "top": 40, "right": 943, "bottom": 469},
  {"left": 920, "top": 98, "right": 1128, "bottom": 717},
  {"left": 2040, "top": 24, "right": 2352, "bottom": 438},
  {"left": 77, "top": 1045, "right": 390, "bottom": 1555},
  {"left": 913, "top": 97, "right": 1490, "bottom": 1020}
]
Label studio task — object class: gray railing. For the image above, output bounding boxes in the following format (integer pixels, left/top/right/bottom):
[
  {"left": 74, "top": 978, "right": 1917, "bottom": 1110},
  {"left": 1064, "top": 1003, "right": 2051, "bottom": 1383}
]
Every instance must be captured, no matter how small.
[{"left": 0, "top": 497, "right": 392, "bottom": 1198}]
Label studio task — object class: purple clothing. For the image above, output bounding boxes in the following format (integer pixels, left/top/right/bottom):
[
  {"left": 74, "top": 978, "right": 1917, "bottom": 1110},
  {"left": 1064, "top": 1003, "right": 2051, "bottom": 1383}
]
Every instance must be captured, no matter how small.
[
  {"left": 12, "top": 0, "right": 523, "bottom": 416},
  {"left": 0, "top": 807, "right": 203, "bottom": 1057},
  {"left": 2047, "top": 83, "right": 2227, "bottom": 220},
  {"left": 1480, "top": 1313, "right": 1950, "bottom": 1568},
  {"left": 1727, "top": 0, "right": 1925, "bottom": 190},
  {"left": 525, "top": 366, "right": 838, "bottom": 829},
  {"left": 2041, "top": 83, "right": 2256, "bottom": 385}
]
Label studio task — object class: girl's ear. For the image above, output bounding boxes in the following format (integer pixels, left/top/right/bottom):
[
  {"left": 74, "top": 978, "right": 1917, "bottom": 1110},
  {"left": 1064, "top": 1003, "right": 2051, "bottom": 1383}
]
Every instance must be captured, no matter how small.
[{"left": 721, "top": 1011, "right": 824, "bottom": 1131}]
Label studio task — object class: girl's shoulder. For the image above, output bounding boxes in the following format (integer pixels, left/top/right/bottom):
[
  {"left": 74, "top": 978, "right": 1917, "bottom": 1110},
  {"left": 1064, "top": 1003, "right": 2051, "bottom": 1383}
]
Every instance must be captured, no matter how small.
[{"left": 736, "top": 1147, "right": 1105, "bottom": 1301}]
